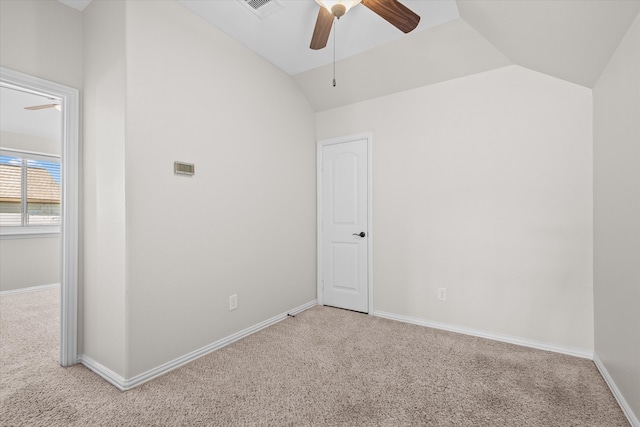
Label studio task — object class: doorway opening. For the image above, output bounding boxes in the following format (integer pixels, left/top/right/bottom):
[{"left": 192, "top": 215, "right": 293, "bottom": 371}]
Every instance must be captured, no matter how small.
[{"left": 0, "top": 67, "right": 79, "bottom": 366}]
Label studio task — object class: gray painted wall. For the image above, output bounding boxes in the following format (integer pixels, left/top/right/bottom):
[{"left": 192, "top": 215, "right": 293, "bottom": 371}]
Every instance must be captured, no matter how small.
[
  {"left": 593, "top": 12, "right": 640, "bottom": 423},
  {"left": 0, "top": 132, "right": 62, "bottom": 293},
  {"left": 2, "top": 2, "right": 638, "bottom": 419},
  {"left": 317, "top": 65, "right": 594, "bottom": 352}
]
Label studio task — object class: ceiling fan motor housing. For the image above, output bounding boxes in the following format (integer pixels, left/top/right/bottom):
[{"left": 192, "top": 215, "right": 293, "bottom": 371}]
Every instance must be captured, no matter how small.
[
  {"left": 311, "top": 0, "right": 419, "bottom": 50},
  {"left": 315, "top": 0, "right": 362, "bottom": 18},
  {"left": 331, "top": 3, "right": 346, "bottom": 18}
]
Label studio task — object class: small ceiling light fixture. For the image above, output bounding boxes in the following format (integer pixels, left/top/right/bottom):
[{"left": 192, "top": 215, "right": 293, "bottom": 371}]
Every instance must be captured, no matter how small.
[{"left": 315, "top": 0, "right": 362, "bottom": 18}]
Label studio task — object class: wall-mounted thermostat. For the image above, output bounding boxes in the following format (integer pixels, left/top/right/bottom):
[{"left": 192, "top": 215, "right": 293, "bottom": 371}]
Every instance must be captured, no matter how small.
[{"left": 174, "top": 161, "right": 195, "bottom": 175}]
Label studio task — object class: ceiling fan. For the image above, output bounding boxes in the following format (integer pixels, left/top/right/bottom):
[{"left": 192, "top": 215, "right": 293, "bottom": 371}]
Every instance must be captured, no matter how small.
[
  {"left": 24, "top": 103, "right": 61, "bottom": 111},
  {"left": 24, "top": 96, "right": 61, "bottom": 111},
  {"left": 310, "top": 0, "right": 420, "bottom": 50}
]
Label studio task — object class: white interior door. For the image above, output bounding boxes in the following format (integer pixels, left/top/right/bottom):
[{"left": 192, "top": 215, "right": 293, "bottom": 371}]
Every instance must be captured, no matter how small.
[{"left": 320, "top": 137, "right": 369, "bottom": 313}]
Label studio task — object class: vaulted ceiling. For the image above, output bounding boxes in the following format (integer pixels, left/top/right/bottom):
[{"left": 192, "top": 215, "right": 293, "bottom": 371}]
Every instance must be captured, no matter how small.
[
  {"left": 457, "top": 0, "right": 640, "bottom": 88},
  {"left": 177, "top": 0, "right": 461, "bottom": 75},
  {"left": 59, "top": 0, "right": 640, "bottom": 111}
]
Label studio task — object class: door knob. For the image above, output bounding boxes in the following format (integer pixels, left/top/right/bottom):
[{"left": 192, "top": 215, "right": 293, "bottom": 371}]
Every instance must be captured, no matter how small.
[{"left": 352, "top": 232, "right": 366, "bottom": 238}]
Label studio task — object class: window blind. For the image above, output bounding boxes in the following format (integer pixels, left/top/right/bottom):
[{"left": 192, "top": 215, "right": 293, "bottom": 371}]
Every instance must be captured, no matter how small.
[{"left": 0, "top": 152, "right": 61, "bottom": 228}]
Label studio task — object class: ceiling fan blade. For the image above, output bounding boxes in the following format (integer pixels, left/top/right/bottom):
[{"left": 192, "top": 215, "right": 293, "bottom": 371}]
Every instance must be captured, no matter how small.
[
  {"left": 24, "top": 104, "right": 59, "bottom": 110},
  {"left": 310, "top": 6, "right": 334, "bottom": 50},
  {"left": 361, "top": 0, "right": 420, "bottom": 33}
]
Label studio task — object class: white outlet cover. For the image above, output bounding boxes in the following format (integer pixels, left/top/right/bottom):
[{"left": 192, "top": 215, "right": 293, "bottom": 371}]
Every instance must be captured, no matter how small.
[{"left": 229, "top": 294, "right": 238, "bottom": 310}]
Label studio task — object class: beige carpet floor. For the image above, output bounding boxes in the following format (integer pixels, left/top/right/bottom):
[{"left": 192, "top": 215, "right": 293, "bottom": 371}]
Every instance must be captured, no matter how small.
[{"left": 0, "top": 287, "right": 629, "bottom": 426}]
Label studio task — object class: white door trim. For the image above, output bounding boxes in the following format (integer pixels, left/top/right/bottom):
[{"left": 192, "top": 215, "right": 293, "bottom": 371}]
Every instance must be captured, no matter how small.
[
  {"left": 0, "top": 67, "right": 79, "bottom": 366},
  {"left": 317, "top": 133, "right": 373, "bottom": 314}
]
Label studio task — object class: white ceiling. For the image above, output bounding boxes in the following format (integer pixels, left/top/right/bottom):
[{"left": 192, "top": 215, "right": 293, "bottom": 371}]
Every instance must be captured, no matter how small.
[
  {"left": 457, "top": 0, "right": 640, "bottom": 88},
  {"left": 298, "top": 0, "right": 640, "bottom": 110},
  {"left": 178, "top": 0, "right": 460, "bottom": 75},
  {"left": 57, "top": 0, "right": 92, "bottom": 12},
  {"left": 57, "top": 0, "right": 640, "bottom": 111},
  {"left": 0, "top": 87, "right": 62, "bottom": 141},
  {"left": 293, "top": 18, "right": 512, "bottom": 111}
]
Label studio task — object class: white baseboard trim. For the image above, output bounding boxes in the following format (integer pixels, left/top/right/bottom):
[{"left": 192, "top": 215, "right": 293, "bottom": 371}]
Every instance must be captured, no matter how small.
[
  {"left": 593, "top": 353, "right": 639, "bottom": 427},
  {"left": 373, "top": 310, "right": 593, "bottom": 360},
  {"left": 0, "top": 283, "right": 59, "bottom": 296},
  {"left": 78, "top": 355, "right": 127, "bottom": 391},
  {"left": 79, "top": 299, "right": 317, "bottom": 391}
]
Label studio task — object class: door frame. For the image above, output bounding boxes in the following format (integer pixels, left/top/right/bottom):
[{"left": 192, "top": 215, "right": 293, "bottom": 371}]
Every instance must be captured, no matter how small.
[
  {"left": 317, "top": 133, "right": 373, "bottom": 314},
  {"left": 0, "top": 67, "right": 79, "bottom": 366}
]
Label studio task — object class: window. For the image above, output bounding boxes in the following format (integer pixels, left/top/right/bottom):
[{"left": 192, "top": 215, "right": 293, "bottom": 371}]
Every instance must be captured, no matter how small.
[{"left": 0, "top": 149, "right": 61, "bottom": 236}]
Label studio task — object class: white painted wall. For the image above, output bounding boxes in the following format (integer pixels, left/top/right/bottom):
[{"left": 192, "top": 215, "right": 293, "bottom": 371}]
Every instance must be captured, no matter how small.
[
  {"left": 0, "top": 132, "right": 61, "bottom": 293},
  {"left": 2, "top": 0, "right": 614, "bottom": 396},
  {"left": 0, "top": 237, "right": 60, "bottom": 292},
  {"left": 317, "top": 65, "right": 594, "bottom": 351},
  {"left": 0, "top": 1, "right": 79, "bottom": 294},
  {"left": 593, "top": 12, "right": 640, "bottom": 422},
  {"left": 82, "top": 0, "right": 127, "bottom": 376},
  {"left": 0, "top": 0, "right": 82, "bottom": 90},
  {"left": 124, "top": 0, "right": 317, "bottom": 377},
  {"left": 0, "top": 132, "right": 61, "bottom": 155}
]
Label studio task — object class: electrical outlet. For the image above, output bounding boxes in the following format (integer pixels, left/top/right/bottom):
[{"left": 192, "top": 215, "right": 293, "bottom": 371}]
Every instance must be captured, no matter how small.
[
  {"left": 437, "top": 287, "right": 447, "bottom": 301},
  {"left": 229, "top": 294, "right": 238, "bottom": 311}
]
